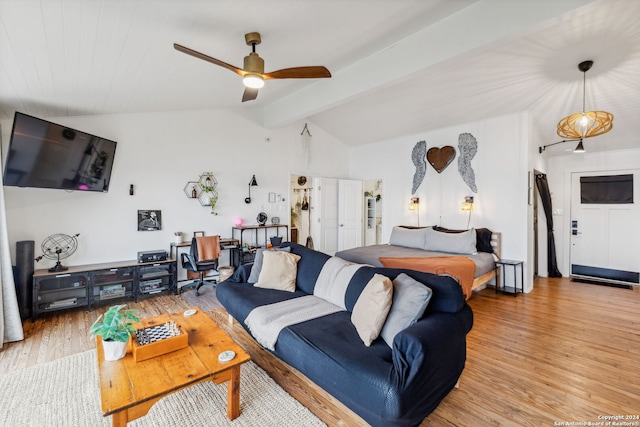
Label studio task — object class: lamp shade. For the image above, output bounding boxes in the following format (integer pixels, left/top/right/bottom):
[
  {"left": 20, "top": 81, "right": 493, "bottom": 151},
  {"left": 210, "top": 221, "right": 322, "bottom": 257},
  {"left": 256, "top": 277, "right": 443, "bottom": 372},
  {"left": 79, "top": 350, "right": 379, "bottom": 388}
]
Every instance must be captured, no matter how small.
[
  {"left": 556, "top": 60, "right": 613, "bottom": 140},
  {"left": 557, "top": 111, "right": 613, "bottom": 139},
  {"left": 249, "top": 175, "right": 258, "bottom": 186}
]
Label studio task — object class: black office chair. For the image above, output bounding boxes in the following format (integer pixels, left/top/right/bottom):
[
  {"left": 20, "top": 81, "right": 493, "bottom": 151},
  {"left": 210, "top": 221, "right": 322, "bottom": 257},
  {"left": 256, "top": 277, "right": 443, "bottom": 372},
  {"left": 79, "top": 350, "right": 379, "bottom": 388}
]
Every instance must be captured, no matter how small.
[{"left": 180, "top": 236, "right": 220, "bottom": 296}]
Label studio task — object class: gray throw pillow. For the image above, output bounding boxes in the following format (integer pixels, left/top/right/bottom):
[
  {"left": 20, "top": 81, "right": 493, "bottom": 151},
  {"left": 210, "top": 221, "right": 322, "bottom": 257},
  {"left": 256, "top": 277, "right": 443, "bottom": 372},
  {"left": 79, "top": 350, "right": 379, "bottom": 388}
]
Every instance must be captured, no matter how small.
[
  {"left": 380, "top": 273, "right": 432, "bottom": 347},
  {"left": 248, "top": 246, "right": 292, "bottom": 283},
  {"left": 423, "top": 227, "right": 477, "bottom": 254},
  {"left": 389, "top": 226, "right": 429, "bottom": 249}
]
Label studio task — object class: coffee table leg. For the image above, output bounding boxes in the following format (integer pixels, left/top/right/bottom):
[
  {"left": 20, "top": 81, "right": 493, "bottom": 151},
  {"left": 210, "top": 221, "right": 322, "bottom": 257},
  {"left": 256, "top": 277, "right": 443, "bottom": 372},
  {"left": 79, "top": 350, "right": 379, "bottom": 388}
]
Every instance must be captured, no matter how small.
[
  {"left": 227, "top": 365, "right": 241, "bottom": 420},
  {"left": 112, "top": 411, "right": 128, "bottom": 427}
]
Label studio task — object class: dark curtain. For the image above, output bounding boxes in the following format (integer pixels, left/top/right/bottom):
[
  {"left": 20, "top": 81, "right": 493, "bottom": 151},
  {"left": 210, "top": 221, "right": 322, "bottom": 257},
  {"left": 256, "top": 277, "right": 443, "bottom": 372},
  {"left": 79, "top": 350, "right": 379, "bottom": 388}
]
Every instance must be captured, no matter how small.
[{"left": 535, "top": 173, "right": 562, "bottom": 277}]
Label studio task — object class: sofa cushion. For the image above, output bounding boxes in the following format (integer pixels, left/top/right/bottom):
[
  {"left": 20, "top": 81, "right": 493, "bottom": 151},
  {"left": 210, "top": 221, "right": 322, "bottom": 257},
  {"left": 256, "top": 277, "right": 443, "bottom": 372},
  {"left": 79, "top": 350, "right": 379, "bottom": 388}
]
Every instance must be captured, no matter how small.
[
  {"left": 351, "top": 274, "right": 393, "bottom": 346},
  {"left": 254, "top": 251, "right": 301, "bottom": 292},
  {"left": 314, "top": 257, "right": 365, "bottom": 309},
  {"left": 248, "top": 246, "right": 292, "bottom": 283},
  {"left": 423, "top": 227, "right": 477, "bottom": 254},
  {"left": 380, "top": 273, "right": 433, "bottom": 347},
  {"left": 389, "top": 226, "right": 428, "bottom": 249},
  {"left": 282, "top": 242, "right": 331, "bottom": 294}
]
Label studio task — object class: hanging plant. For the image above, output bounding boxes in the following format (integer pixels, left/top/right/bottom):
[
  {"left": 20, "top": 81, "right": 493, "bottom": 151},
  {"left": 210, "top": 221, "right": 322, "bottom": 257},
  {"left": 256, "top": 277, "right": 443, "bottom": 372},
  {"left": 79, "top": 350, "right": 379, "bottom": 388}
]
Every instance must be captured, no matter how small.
[{"left": 209, "top": 193, "right": 219, "bottom": 215}]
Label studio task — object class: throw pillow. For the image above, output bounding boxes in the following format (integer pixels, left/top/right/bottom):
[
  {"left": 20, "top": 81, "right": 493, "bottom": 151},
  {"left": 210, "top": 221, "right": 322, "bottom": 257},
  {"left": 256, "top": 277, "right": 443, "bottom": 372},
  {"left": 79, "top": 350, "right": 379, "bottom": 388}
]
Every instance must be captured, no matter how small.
[
  {"left": 351, "top": 274, "right": 393, "bottom": 346},
  {"left": 248, "top": 246, "right": 292, "bottom": 283},
  {"left": 380, "top": 273, "right": 432, "bottom": 347},
  {"left": 254, "top": 251, "right": 301, "bottom": 292},
  {"left": 389, "top": 226, "right": 429, "bottom": 249},
  {"left": 423, "top": 227, "right": 477, "bottom": 254},
  {"left": 433, "top": 226, "right": 494, "bottom": 253}
]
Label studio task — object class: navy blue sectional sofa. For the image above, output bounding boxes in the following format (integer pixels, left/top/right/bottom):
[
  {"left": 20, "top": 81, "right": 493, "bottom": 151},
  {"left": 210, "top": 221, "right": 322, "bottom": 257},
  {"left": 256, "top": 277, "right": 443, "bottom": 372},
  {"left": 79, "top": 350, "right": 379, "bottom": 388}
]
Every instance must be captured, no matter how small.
[{"left": 216, "top": 242, "right": 473, "bottom": 427}]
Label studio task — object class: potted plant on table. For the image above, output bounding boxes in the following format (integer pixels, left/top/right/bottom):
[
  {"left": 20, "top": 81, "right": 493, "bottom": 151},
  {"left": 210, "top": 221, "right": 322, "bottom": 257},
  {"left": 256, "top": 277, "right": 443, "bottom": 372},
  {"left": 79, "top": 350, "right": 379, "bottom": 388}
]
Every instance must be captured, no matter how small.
[{"left": 89, "top": 304, "right": 140, "bottom": 361}]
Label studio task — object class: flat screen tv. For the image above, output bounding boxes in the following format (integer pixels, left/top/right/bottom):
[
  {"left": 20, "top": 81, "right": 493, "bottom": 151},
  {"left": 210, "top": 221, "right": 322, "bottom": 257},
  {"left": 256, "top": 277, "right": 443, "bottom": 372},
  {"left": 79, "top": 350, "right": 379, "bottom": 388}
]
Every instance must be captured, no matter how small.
[{"left": 2, "top": 112, "right": 117, "bottom": 192}]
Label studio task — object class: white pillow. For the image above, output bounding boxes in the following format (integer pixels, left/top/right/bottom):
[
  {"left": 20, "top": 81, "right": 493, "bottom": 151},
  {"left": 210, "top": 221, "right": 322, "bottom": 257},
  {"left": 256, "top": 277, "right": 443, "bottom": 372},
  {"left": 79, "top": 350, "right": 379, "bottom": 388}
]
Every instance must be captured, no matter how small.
[
  {"left": 423, "top": 227, "right": 477, "bottom": 254},
  {"left": 248, "top": 246, "right": 292, "bottom": 283},
  {"left": 351, "top": 274, "right": 393, "bottom": 346},
  {"left": 389, "top": 226, "right": 429, "bottom": 249},
  {"left": 380, "top": 273, "right": 432, "bottom": 347},
  {"left": 254, "top": 251, "right": 301, "bottom": 292}
]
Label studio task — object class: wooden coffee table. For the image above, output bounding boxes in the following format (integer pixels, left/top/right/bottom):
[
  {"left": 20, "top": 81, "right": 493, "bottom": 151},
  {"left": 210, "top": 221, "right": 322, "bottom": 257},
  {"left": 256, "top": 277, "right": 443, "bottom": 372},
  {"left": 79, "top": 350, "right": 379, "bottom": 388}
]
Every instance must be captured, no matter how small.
[{"left": 96, "top": 307, "right": 250, "bottom": 426}]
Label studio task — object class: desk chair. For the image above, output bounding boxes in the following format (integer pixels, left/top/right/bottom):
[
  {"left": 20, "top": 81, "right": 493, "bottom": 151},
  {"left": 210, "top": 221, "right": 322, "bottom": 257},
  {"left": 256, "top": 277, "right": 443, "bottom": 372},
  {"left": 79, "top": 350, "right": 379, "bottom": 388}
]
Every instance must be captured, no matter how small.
[{"left": 180, "top": 235, "right": 220, "bottom": 296}]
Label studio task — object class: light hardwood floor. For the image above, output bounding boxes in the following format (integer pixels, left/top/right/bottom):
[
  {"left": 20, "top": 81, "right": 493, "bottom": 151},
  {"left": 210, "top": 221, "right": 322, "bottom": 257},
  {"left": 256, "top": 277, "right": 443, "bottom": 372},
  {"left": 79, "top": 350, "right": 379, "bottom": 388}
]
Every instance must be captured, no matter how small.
[{"left": 1, "top": 278, "right": 638, "bottom": 426}]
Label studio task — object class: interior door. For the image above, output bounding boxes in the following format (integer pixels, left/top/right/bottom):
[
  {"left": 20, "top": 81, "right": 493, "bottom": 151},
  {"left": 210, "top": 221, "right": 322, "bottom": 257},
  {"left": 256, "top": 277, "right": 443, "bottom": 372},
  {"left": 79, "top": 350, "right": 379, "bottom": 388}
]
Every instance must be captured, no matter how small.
[
  {"left": 338, "top": 179, "right": 363, "bottom": 251},
  {"left": 318, "top": 178, "right": 339, "bottom": 255},
  {"left": 570, "top": 170, "right": 640, "bottom": 283}
]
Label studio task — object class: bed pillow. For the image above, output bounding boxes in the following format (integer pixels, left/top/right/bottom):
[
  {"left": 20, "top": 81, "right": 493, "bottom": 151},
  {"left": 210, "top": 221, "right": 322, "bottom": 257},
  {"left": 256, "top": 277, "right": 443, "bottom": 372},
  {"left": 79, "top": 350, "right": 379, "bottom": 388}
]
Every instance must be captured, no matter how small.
[
  {"left": 351, "top": 274, "right": 393, "bottom": 346},
  {"left": 423, "top": 227, "right": 477, "bottom": 254},
  {"left": 380, "top": 273, "right": 432, "bottom": 347},
  {"left": 248, "top": 246, "right": 292, "bottom": 283},
  {"left": 389, "top": 226, "right": 429, "bottom": 249},
  {"left": 433, "top": 226, "right": 494, "bottom": 253},
  {"left": 254, "top": 251, "right": 301, "bottom": 292}
]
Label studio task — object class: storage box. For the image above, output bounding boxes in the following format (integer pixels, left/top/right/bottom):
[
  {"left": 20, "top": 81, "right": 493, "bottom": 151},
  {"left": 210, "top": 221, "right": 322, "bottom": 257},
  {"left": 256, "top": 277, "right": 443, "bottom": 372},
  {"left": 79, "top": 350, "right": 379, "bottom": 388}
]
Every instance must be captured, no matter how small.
[{"left": 132, "top": 322, "right": 188, "bottom": 362}]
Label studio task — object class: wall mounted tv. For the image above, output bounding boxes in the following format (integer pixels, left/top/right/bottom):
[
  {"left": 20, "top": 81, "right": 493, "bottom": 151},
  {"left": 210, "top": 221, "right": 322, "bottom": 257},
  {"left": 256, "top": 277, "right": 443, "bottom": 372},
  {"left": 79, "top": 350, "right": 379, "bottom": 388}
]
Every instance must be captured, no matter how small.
[{"left": 2, "top": 112, "right": 117, "bottom": 192}]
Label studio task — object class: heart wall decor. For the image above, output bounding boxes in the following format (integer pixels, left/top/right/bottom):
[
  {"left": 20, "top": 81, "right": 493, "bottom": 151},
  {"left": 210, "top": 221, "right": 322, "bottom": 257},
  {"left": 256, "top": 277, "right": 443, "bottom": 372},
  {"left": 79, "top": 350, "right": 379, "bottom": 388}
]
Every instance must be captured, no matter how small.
[{"left": 427, "top": 146, "right": 456, "bottom": 173}]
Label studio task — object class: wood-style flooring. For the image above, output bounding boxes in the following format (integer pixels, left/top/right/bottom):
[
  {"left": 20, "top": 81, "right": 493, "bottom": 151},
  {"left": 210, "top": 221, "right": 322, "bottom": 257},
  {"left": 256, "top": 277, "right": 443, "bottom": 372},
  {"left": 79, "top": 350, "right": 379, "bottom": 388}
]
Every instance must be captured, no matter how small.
[{"left": 0, "top": 278, "right": 638, "bottom": 426}]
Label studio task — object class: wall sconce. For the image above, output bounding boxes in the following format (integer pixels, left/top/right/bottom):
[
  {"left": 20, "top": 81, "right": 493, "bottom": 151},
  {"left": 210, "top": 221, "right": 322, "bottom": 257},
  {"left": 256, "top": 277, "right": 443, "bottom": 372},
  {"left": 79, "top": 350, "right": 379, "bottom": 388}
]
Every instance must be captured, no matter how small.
[
  {"left": 408, "top": 197, "right": 419, "bottom": 211},
  {"left": 461, "top": 196, "right": 474, "bottom": 211},
  {"left": 245, "top": 175, "right": 258, "bottom": 204},
  {"left": 461, "top": 196, "right": 474, "bottom": 228}
]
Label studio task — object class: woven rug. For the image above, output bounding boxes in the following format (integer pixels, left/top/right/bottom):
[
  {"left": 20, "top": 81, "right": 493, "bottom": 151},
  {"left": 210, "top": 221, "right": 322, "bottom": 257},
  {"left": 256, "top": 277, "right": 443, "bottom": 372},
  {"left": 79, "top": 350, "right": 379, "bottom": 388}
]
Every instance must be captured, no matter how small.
[{"left": 0, "top": 350, "right": 326, "bottom": 426}]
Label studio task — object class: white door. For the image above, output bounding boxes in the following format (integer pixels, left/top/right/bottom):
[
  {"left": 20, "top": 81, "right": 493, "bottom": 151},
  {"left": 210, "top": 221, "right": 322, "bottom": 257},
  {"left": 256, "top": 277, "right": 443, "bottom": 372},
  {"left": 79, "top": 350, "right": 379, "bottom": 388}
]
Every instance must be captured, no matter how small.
[
  {"left": 318, "top": 178, "right": 339, "bottom": 255},
  {"left": 570, "top": 170, "right": 640, "bottom": 283},
  {"left": 338, "top": 179, "right": 363, "bottom": 251}
]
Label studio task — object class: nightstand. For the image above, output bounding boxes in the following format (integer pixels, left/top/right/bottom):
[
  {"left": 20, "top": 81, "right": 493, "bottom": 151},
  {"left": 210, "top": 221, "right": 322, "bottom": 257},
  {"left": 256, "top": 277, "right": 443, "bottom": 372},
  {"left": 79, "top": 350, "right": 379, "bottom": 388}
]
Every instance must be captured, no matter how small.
[{"left": 495, "top": 259, "right": 524, "bottom": 296}]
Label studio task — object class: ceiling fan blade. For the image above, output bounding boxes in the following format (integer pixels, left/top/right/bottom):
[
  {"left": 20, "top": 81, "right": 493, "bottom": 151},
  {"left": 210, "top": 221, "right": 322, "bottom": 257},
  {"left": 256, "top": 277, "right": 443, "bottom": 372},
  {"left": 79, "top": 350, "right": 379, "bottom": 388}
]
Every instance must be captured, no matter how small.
[
  {"left": 242, "top": 87, "right": 259, "bottom": 102},
  {"left": 264, "top": 66, "right": 331, "bottom": 80},
  {"left": 173, "top": 43, "right": 245, "bottom": 77}
]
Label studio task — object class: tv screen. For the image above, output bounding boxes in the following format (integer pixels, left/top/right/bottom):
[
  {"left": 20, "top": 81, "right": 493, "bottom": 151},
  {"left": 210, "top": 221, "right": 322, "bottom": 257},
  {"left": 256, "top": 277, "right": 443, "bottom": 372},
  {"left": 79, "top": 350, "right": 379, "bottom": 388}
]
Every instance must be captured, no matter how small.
[{"left": 2, "top": 112, "right": 117, "bottom": 192}]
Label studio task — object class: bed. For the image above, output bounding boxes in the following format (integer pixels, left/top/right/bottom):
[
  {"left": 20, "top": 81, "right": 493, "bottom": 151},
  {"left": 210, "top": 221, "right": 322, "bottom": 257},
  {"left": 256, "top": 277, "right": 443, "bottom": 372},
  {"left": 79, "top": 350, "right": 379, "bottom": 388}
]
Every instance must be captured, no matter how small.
[{"left": 335, "top": 226, "right": 501, "bottom": 299}]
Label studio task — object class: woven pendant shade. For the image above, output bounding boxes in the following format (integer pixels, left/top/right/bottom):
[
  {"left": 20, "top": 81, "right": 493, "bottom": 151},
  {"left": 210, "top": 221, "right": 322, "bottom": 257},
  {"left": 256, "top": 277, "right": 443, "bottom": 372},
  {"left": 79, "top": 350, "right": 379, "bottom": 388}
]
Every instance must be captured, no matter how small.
[
  {"left": 556, "top": 60, "right": 613, "bottom": 140},
  {"left": 557, "top": 110, "right": 614, "bottom": 139}
]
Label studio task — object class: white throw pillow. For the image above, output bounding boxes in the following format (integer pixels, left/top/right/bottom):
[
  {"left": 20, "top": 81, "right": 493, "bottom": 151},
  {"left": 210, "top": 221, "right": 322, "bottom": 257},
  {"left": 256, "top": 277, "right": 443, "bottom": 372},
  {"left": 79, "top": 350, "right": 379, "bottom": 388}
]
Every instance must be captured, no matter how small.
[
  {"left": 380, "top": 273, "right": 432, "bottom": 347},
  {"left": 248, "top": 246, "right": 292, "bottom": 283},
  {"left": 254, "top": 251, "right": 301, "bottom": 292},
  {"left": 423, "top": 227, "right": 477, "bottom": 254},
  {"left": 351, "top": 274, "right": 393, "bottom": 346}
]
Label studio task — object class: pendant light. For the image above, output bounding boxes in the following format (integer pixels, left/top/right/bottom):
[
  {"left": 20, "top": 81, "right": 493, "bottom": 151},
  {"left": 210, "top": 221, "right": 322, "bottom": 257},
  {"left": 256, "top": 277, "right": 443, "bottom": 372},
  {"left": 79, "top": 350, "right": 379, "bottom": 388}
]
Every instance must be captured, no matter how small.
[{"left": 556, "top": 60, "right": 613, "bottom": 140}]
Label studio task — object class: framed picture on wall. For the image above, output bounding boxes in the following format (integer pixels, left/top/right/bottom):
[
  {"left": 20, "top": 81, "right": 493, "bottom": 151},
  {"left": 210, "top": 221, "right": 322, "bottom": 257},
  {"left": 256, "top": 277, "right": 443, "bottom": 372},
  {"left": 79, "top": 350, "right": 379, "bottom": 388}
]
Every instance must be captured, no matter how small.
[{"left": 138, "top": 210, "right": 162, "bottom": 231}]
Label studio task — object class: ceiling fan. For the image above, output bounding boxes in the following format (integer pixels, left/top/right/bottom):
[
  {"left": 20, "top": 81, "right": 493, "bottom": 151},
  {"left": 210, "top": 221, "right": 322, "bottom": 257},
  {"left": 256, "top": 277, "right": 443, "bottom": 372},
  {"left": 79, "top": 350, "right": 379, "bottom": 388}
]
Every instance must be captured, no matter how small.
[{"left": 174, "top": 32, "right": 331, "bottom": 102}]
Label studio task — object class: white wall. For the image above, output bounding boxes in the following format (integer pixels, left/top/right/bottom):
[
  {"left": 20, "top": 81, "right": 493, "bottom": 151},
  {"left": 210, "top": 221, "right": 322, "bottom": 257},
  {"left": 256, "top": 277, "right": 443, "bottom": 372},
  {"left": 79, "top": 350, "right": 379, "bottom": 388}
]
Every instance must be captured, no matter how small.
[
  {"left": 349, "top": 111, "right": 533, "bottom": 292},
  {"left": 546, "top": 147, "right": 640, "bottom": 276},
  {"left": 1, "top": 109, "right": 349, "bottom": 269}
]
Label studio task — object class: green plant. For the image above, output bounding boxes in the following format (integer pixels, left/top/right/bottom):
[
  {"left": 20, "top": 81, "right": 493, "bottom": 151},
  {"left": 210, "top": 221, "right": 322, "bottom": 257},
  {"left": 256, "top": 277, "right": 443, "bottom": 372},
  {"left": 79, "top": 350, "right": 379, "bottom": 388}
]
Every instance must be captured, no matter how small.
[{"left": 89, "top": 304, "right": 140, "bottom": 342}]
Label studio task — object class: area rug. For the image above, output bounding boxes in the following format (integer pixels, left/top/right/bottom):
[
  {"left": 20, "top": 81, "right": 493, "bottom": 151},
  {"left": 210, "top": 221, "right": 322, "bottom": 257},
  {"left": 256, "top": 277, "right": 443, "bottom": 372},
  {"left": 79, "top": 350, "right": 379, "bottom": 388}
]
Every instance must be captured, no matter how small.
[{"left": 0, "top": 350, "right": 326, "bottom": 426}]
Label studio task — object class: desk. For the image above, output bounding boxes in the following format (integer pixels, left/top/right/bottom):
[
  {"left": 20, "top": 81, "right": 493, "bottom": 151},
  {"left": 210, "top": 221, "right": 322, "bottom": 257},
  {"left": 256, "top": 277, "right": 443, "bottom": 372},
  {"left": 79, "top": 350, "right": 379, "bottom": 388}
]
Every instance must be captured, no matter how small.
[
  {"left": 170, "top": 238, "right": 239, "bottom": 284},
  {"left": 231, "top": 225, "right": 289, "bottom": 248},
  {"left": 231, "top": 225, "right": 289, "bottom": 267}
]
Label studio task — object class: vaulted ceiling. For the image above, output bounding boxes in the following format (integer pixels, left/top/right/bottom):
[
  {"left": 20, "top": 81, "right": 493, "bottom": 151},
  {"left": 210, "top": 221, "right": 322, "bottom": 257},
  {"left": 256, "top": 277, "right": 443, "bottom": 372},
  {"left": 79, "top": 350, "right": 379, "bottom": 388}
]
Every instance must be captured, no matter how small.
[{"left": 1, "top": 0, "right": 639, "bottom": 156}]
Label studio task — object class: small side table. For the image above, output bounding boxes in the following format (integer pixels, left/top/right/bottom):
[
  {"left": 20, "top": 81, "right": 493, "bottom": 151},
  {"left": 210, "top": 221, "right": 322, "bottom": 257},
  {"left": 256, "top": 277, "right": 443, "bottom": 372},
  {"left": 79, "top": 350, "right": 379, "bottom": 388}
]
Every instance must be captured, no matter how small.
[{"left": 495, "top": 259, "right": 524, "bottom": 296}]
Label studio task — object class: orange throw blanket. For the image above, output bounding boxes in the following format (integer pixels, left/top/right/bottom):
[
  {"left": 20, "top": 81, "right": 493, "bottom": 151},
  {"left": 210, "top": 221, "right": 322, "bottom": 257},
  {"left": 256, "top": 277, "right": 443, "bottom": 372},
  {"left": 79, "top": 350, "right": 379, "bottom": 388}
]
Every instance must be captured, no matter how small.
[
  {"left": 379, "top": 256, "right": 477, "bottom": 300},
  {"left": 187, "top": 235, "right": 221, "bottom": 279}
]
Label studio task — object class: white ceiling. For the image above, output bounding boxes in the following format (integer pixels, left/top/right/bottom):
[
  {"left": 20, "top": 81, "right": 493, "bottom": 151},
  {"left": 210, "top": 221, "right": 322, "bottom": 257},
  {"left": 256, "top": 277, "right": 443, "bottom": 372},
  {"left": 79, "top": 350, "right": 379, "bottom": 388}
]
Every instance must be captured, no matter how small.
[{"left": 1, "top": 0, "right": 639, "bottom": 156}]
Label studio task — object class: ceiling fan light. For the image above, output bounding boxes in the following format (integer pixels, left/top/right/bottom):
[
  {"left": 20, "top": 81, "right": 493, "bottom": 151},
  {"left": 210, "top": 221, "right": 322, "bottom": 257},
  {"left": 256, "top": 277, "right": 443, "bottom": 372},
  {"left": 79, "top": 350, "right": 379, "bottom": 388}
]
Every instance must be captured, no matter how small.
[{"left": 243, "top": 74, "right": 264, "bottom": 89}]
